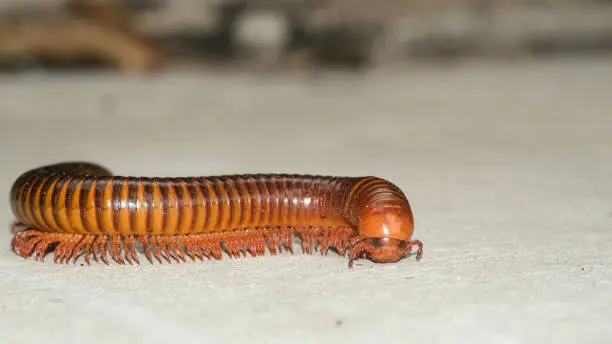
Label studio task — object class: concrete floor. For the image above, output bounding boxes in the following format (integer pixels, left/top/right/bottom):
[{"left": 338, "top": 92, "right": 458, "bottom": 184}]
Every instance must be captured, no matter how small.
[{"left": 1, "top": 56, "right": 611, "bottom": 344}]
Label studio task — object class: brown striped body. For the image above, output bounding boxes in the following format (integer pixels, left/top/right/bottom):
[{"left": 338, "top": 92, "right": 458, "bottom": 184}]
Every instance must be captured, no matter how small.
[{"left": 9, "top": 162, "right": 423, "bottom": 266}]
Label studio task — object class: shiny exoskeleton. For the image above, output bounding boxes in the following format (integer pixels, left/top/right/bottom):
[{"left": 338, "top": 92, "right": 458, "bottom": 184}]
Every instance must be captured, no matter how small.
[{"left": 9, "top": 162, "right": 423, "bottom": 266}]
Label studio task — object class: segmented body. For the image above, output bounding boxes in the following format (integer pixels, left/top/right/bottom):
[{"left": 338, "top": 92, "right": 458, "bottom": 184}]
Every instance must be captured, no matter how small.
[{"left": 9, "top": 162, "right": 423, "bottom": 266}]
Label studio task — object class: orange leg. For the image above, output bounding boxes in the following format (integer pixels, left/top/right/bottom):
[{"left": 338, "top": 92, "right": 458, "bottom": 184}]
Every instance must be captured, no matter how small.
[
  {"left": 10, "top": 226, "right": 356, "bottom": 265},
  {"left": 403, "top": 239, "right": 424, "bottom": 260}
]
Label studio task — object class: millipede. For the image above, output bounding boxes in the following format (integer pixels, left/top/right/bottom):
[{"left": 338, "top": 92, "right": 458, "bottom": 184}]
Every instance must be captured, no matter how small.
[{"left": 8, "top": 162, "right": 423, "bottom": 267}]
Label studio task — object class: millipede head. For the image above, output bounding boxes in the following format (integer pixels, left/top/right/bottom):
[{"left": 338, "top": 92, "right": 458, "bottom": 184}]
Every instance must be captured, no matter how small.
[
  {"left": 361, "top": 237, "right": 406, "bottom": 263},
  {"left": 348, "top": 237, "right": 423, "bottom": 266},
  {"left": 353, "top": 206, "right": 422, "bottom": 264}
]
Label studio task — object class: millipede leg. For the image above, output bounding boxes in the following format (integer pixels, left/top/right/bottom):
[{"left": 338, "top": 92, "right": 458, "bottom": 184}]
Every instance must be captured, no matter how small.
[
  {"left": 404, "top": 239, "right": 424, "bottom": 260},
  {"left": 11, "top": 229, "right": 42, "bottom": 257},
  {"left": 347, "top": 237, "right": 373, "bottom": 268},
  {"left": 138, "top": 235, "right": 154, "bottom": 263},
  {"left": 124, "top": 235, "right": 139, "bottom": 264},
  {"left": 94, "top": 235, "right": 109, "bottom": 264},
  {"left": 53, "top": 234, "right": 82, "bottom": 264},
  {"left": 168, "top": 237, "right": 187, "bottom": 262},
  {"left": 74, "top": 235, "right": 95, "bottom": 264},
  {"left": 153, "top": 236, "right": 172, "bottom": 263},
  {"left": 110, "top": 235, "right": 125, "bottom": 264},
  {"left": 11, "top": 229, "right": 88, "bottom": 263},
  {"left": 10, "top": 226, "right": 362, "bottom": 265}
]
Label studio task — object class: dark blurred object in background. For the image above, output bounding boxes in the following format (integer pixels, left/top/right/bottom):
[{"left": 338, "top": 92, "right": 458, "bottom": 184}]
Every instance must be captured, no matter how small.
[
  {"left": 0, "top": 0, "right": 165, "bottom": 74},
  {"left": 1, "top": 0, "right": 612, "bottom": 73}
]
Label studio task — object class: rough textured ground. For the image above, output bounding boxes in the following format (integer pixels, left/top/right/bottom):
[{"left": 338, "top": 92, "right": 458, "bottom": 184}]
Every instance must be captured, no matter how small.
[{"left": 1, "top": 56, "right": 611, "bottom": 344}]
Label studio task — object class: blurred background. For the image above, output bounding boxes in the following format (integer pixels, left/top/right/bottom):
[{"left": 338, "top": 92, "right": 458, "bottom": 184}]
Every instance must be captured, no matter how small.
[{"left": 1, "top": 0, "right": 612, "bottom": 74}]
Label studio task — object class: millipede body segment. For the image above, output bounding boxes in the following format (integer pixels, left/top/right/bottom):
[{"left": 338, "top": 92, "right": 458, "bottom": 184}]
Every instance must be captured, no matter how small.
[{"left": 9, "top": 162, "right": 423, "bottom": 266}]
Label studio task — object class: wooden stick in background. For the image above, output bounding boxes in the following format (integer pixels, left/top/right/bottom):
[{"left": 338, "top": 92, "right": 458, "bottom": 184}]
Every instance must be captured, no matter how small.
[{"left": 0, "top": 0, "right": 165, "bottom": 74}]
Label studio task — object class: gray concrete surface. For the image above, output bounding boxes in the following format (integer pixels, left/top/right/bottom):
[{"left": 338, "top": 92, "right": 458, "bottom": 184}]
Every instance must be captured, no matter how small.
[{"left": 1, "top": 56, "right": 611, "bottom": 344}]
